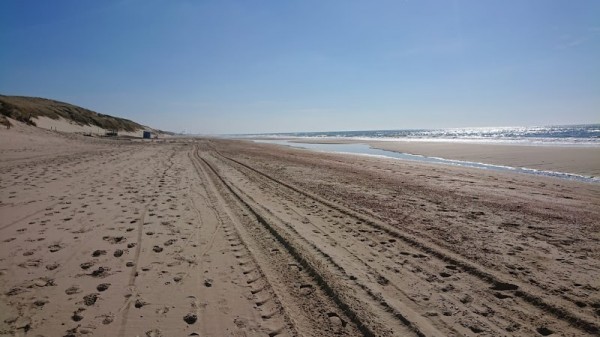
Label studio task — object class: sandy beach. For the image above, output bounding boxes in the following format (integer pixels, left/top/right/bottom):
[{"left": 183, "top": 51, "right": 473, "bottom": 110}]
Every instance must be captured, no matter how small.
[
  {"left": 282, "top": 138, "right": 600, "bottom": 178},
  {"left": 1, "top": 125, "right": 599, "bottom": 337}
]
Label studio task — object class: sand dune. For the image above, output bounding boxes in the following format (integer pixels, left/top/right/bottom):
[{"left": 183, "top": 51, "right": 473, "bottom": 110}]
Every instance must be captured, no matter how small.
[
  {"left": 33, "top": 116, "right": 147, "bottom": 138},
  {"left": 1, "top": 125, "right": 599, "bottom": 336}
]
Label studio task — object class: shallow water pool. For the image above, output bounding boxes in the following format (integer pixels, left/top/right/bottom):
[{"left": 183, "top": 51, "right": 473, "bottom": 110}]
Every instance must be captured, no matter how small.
[{"left": 253, "top": 139, "right": 599, "bottom": 184}]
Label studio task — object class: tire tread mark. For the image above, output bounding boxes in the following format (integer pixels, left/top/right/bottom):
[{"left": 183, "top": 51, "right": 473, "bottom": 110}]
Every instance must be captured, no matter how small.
[
  {"left": 200, "top": 152, "right": 392, "bottom": 337},
  {"left": 213, "top": 147, "right": 600, "bottom": 335},
  {"left": 190, "top": 147, "right": 297, "bottom": 337}
]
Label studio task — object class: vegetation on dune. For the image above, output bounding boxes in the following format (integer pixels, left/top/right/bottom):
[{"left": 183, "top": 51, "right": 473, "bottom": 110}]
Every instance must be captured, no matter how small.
[
  {"left": 0, "top": 115, "right": 12, "bottom": 128},
  {"left": 0, "top": 95, "right": 144, "bottom": 132}
]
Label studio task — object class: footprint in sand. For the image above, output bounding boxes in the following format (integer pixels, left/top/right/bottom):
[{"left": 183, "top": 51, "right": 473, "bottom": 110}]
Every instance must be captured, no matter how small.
[
  {"left": 96, "top": 283, "right": 110, "bottom": 292},
  {"left": 65, "top": 286, "right": 81, "bottom": 295},
  {"left": 299, "top": 284, "right": 314, "bottom": 295},
  {"left": 19, "top": 259, "right": 42, "bottom": 268},
  {"left": 80, "top": 262, "right": 95, "bottom": 270},
  {"left": 89, "top": 266, "right": 110, "bottom": 278},
  {"left": 92, "top": 250, "right": 106, "bottom": 257},
  {"left": 134, "top": 299, "right": 148, "bottom": 308},
  {"left": 71, "top": 308, "right": 85, "bottom": 321},
  {"left": 100, "top": 314, "right": 114, "bottom": 325},
  {"left": 83, "top": 293, "right": 99, "bottom": 306},
  {"left": 183, "top": 313, "right": 197, "bottom": 324},
  {"left": 145, "top": 328, "right": 163, "bottom": 337},
  {"left": 31, "top": 277, "right": 54, "bottom": 287},
  {"left": 327, "top": 312, "right": 347, "bottom": 333},
  {"left": 103, "top": 236, "right": 126, "bottom": 244},
  {"left": 33, "top": 298, "right": 49, "bottom": 307},
  {"left": 46, "top": 263, "right": 59, "bottom": 270},
  {"left": 48, "top": 244, "right": 62, "bottom": 252}
]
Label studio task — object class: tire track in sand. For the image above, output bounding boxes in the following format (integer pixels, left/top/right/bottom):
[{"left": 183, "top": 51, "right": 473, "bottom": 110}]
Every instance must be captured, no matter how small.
[
  {"left": 211, "top": 147, "right": 600, "bottom": 336},
  {"left": 115, "top": 143, "right": 178, "bottom": 337},
  {"left": 116, "top": 207, "right": 146, "bottom": 337},
  {"left": 189, "top": 147, "right": 295, "bottom": 337},
  {"left": 197, "top": 148, "right": 406, "bottom": 337}
]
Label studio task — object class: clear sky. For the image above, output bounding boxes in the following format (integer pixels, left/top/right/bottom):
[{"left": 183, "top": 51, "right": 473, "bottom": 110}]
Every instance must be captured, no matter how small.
[{"left": 1, "top": 1, "right": 599, "bottom": 134}]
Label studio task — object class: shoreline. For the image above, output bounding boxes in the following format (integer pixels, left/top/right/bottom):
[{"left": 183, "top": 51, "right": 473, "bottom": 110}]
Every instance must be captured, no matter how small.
[
  {"left": 369, "top": 140, "right": 600, "bottom": 178},
  {"left": 246, "top": 137, "right": 600, "bottom": 178}
]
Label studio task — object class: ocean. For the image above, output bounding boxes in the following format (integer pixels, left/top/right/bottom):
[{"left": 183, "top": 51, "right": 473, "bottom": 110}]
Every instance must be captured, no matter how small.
[{"left": 244, "top": 124, "right": 600, "bottom": 147}]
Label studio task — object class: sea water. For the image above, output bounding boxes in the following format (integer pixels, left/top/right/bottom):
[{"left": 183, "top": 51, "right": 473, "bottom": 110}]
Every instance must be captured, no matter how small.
[{"left": 242, "top": 124, "right": 600, "bottom": 147}]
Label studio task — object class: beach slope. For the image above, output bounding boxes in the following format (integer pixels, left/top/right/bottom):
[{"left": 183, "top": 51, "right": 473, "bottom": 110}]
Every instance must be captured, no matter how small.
[{"left": 1, "top": 127, "right": 599, "bottom": 336}]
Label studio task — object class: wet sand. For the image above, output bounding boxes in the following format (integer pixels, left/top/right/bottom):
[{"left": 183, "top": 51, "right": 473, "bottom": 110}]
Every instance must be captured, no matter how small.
[
  {"left": 282, "top": 138, "right": 600, "bottom": 177},
  {"left": 1, "top": 125, "right": 599, "bottom": 336},
  {"left": 369, "top": 141, "right": 600, "bottom": 177}
]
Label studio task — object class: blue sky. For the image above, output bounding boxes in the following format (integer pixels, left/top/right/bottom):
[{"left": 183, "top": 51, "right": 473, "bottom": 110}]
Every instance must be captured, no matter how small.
[{"left": 1, "top": 0, "right": 599, "bottom": 134}]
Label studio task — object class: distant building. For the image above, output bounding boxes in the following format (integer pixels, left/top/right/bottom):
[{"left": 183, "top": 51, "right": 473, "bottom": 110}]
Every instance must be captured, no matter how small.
[
  {"left": 143, "top": 131, "right": 152, "bottom": 139},
  {"left": 105, "top": 130, "right": 118, "bottom": 136}
]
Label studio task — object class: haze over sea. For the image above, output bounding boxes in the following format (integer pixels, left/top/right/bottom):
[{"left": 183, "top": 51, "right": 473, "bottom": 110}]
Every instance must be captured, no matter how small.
[{"left": 243, "top": 124, "right": 600, "bottom": 147}]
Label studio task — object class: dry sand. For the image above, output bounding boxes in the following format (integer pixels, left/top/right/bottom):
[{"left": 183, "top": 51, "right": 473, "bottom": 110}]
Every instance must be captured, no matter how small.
[{"left": 1, "top": 124, "right": 599, "bottom": 336}]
